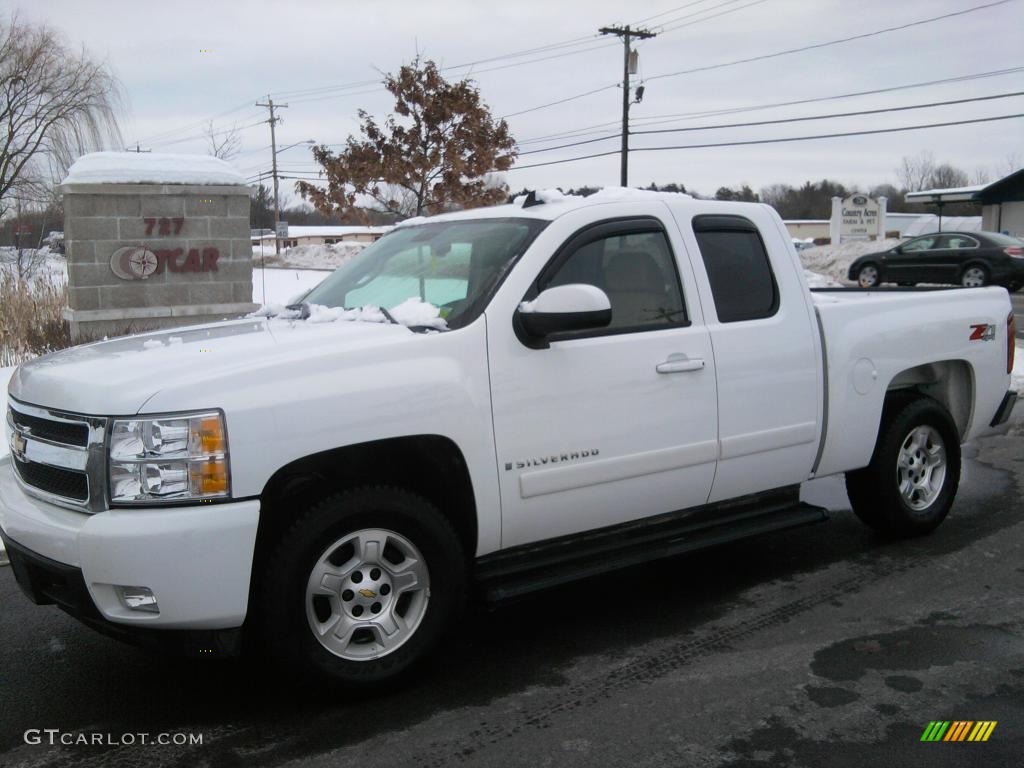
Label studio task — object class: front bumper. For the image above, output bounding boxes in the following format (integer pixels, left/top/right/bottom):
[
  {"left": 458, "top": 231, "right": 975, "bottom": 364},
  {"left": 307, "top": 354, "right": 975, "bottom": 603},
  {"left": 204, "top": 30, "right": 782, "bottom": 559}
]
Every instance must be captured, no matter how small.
[{"left": 0, "top": 458, "right": 260, "bottom": 632}]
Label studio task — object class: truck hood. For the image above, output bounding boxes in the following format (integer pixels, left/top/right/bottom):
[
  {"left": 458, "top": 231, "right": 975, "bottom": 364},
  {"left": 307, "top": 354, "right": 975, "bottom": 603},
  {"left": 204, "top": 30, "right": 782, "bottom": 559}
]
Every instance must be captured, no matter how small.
[{"left": 8, "top": 317, "right": 414, "bottom": 415}]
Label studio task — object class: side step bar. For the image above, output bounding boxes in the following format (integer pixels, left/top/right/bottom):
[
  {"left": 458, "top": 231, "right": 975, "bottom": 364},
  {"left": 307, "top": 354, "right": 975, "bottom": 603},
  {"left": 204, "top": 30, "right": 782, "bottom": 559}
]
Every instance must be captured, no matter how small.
[{"left": 475, "top": 490, "right": 828, "bottom": 603}]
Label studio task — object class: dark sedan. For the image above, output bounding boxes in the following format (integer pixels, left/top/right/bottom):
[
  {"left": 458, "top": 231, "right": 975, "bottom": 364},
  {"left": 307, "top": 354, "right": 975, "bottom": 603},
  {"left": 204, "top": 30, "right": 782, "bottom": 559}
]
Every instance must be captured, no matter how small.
[{"left": 848, "top": 231, "right": 1024, "bottom": 291}]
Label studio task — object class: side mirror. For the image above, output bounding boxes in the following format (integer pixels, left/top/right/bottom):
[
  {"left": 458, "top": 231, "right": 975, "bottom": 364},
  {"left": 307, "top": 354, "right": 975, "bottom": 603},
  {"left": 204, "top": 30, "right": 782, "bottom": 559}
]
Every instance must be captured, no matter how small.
[
  {"left": 891, "top": 246, "right": 902, "bottom": 254},
  {"left": 515, "top": 284, "right": 611, "bottom": 345}
]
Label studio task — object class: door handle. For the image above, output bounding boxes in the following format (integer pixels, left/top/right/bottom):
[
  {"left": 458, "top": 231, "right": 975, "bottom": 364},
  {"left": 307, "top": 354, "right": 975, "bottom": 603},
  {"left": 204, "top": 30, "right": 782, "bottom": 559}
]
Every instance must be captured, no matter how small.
[{"left": 656, "top": 354, "right": 705, "bottom": 374}]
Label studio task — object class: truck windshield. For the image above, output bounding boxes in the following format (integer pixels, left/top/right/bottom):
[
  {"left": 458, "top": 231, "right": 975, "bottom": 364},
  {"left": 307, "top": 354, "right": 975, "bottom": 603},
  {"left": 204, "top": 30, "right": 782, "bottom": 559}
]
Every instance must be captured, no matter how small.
[{"left": 301, "top": 217, "right": 547, "bottom": 330}]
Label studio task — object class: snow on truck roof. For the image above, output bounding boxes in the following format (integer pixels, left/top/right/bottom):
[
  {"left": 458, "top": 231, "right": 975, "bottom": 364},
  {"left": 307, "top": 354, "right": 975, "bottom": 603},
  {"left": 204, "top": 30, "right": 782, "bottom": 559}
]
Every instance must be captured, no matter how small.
[
  {"left": 395, "top": 187, "right": 699, "bottom": 228},
  {"left": 62, "top": 151, "right": 248, "bottom": 186}
]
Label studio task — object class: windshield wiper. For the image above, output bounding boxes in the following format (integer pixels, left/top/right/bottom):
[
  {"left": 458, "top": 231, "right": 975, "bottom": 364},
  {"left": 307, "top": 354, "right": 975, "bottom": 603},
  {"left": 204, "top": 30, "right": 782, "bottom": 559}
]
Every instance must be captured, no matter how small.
[
  {"left": 285, "top": 302, "right": 311, "bottom": 319},
  {"left": 379, "top": 307, "right": 400, "bottom": 325}
]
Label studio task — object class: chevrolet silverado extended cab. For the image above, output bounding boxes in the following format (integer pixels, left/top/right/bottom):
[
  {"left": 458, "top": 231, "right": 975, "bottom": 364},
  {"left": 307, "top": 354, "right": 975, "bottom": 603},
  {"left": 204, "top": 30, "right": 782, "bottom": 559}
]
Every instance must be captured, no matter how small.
[{"left": 1, "top": 189, "right": 1017, "bottom": 686}]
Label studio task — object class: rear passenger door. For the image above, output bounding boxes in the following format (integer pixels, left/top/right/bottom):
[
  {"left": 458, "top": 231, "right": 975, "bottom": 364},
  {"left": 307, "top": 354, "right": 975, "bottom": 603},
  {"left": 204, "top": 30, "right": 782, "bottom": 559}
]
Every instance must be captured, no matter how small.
[
  {"left": 935, "top": 234, "right": 979, "bottom": 282},
  {"left": 680, "top": 213, "right": 821, "bottom": 502}
]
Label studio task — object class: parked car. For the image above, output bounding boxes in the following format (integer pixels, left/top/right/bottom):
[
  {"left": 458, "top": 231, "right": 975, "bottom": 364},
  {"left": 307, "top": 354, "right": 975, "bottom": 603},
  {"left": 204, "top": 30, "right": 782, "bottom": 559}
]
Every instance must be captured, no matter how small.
[
  {"left": 2, "top": 191, "right": 1017, "bottom": 688},
  {"left": 848, "top": 230, "right": 1024, "bottom": 291}
]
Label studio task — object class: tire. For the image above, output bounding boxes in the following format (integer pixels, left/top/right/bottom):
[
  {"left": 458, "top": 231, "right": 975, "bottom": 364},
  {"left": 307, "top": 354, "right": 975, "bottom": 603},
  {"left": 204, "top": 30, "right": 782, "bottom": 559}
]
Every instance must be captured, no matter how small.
[
  {"left": 845, "top": 395, "right": 961, "bottom": 537},
  {"left": 960, "top": 264, "right": 988, "bottom": 288},
  {"left": 857, "top": 263, "right": 880, "bottom": 288},
  {"left": 1007, "top": 282, "right": 1022, "bottom": 293},
  {"left": 257, "top": 486, "right": 466, "bottom": 688}
]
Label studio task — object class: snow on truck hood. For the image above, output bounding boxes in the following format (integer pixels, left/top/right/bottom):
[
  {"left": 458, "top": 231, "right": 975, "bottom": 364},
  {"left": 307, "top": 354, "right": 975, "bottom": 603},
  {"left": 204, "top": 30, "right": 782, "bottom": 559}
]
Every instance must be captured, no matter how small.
[{"left": 8, "top": 305, "right": 435, "bottom": 415}]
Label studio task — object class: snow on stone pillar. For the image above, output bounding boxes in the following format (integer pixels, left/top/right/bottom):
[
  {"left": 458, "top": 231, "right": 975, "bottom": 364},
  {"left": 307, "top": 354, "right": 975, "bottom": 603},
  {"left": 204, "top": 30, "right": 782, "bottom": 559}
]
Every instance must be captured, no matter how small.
[
  {"left": 876, "top": 196, "right": 888, "bottom": 240},
  {"left": 829, "top": 196, "right": 842, "bottom": 244},
  {"left": 61, "top": 152, "right": 257, "bottom": 342}
]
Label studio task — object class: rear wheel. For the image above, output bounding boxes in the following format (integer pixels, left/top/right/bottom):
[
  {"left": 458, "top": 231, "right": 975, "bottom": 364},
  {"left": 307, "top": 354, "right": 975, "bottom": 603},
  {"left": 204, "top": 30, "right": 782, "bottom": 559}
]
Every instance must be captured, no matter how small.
[
  {"left": 846, "top": 396, "right": 960, "bottom": 537},
  {"left": 857, "top": 263, "right": 880, "bottom": 288},
  {"left": 960, "top": 265, "right": 988, "bottom": 287},
  {"left": 257, "top": 486, "right": 466, "bottom": 688}
]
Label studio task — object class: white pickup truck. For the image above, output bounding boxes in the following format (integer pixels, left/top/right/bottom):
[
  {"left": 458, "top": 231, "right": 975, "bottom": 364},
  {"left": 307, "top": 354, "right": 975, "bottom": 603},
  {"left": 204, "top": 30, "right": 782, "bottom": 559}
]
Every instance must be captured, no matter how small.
[{"left": 2, "top": 189, "right": 1017, "bottom": 686}]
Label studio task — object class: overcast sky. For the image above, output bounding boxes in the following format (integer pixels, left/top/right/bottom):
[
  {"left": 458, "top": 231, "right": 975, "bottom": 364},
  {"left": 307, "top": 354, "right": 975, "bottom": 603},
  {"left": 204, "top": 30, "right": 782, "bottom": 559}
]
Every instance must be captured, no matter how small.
[{"left": 16, "top": 0, "right": 1024, "bottom": 200}]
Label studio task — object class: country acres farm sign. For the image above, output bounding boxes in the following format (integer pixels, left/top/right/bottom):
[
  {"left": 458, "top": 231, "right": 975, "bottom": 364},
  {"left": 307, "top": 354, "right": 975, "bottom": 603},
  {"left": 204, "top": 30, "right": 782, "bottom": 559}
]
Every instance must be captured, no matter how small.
[{"left": 829, "top": 194, "right": 888, "bottom": 243}]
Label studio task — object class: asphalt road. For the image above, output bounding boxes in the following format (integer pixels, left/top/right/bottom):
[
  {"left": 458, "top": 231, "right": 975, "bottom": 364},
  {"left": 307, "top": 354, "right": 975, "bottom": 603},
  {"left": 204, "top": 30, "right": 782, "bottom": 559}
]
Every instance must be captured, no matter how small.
[{"left": 1, "top": 404, "right": 1023, "bottom": 768}]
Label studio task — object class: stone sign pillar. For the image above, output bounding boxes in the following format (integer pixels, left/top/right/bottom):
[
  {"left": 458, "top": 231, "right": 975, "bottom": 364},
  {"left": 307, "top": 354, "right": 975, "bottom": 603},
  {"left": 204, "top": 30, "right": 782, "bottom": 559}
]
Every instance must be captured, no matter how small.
[{"left": 61, "top": 152, "right": 257, "bottom": 342}]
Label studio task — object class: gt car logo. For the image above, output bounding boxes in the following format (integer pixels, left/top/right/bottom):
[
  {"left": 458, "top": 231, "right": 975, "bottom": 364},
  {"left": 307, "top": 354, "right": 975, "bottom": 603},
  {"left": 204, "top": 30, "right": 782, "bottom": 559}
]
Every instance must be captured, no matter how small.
[{"left": 969, "top": 324, "right": 995, "bottom": 341}]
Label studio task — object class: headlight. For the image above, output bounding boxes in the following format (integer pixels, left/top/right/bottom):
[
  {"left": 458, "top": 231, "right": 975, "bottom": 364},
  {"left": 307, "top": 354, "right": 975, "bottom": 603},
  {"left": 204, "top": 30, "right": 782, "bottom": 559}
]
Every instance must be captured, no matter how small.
[{"left": 108, "top": 411, "right": 230, "bottom": 504}]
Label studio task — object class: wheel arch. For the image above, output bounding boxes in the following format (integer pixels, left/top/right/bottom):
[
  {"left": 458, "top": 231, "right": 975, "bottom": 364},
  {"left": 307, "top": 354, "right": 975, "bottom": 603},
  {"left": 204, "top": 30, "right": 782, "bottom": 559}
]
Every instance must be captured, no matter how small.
[
  {"left": 250, "top": 435, "right": 479, "bottom": 607},
  {"left": 885, "top": 359, "right": 974, "bottom": 439}
]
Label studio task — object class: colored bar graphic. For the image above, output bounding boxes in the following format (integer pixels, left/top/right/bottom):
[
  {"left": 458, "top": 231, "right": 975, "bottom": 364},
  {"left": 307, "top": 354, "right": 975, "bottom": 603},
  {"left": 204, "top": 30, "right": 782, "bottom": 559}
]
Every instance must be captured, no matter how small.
[
  {"left": 945, "top": 721, "right": 970, "bottom": 741},
  {"left": 921, "top": 720, "right": 997, "bottom": 742},
  {"left": 968, "top": 721, "right": 998, "bottom": 742},
  {"left": 921, "top": 721, "right": 950, "bottom": 741}
]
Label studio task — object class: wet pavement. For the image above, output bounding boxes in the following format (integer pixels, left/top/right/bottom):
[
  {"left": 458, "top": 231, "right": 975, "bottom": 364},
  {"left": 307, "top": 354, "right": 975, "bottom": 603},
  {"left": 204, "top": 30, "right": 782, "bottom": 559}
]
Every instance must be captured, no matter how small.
[{"left": 1, "top": 403, "right": 1022, "bottom": 768}]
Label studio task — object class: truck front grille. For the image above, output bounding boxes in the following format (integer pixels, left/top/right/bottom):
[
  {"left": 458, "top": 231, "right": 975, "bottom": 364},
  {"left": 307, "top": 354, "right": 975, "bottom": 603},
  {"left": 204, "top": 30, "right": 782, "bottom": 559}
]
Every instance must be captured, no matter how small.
[
  {"left": 7, "top": 399, "right": 107, "bottom": 512},
  {"left": 13, "top": 457, "right": 88, "bottom": 501},
  {"left": 9, "top": 409, "right": 89, "bottom": 447}
]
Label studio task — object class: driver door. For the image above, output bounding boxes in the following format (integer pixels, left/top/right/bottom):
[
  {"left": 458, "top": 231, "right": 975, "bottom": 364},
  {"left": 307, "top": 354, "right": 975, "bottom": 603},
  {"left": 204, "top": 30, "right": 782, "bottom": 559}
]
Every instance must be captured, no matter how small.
[
  {"left": 486, "top": 215, "right": 719, "bottom": 548},
  {"left": 886, "top": 235, "right": 937, "bottom": 282}
]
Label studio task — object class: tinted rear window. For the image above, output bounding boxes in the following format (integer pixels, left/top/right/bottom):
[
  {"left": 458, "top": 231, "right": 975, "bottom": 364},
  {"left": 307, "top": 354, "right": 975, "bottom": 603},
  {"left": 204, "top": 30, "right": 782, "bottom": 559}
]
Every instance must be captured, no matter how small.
[{"left": 693, "top": 218, "right": 778, "bottom": 323}]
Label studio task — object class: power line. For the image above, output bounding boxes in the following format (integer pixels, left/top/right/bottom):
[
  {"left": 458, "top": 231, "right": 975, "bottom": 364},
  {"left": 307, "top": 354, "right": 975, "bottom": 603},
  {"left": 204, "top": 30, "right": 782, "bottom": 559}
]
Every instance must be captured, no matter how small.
[
  {"left": 516, "top": 65, "right": 1024, "bottom": 145},
  {"left": 507, "top": 113, "right": 1024, "bottom": 170},
  {"left": 646, "top": 0, "right": 1015, "bottom": 82},
  {"left": 500, "top": 0, "right": 1014, "bottom": 121},
  {"left": 517, "top": 90, "right": 1024, "bottom": 155}
]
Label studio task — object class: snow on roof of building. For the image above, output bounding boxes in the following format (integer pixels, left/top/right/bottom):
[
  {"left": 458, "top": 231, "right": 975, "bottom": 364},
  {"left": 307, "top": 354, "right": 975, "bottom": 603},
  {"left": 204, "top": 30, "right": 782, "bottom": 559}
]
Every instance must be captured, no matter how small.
[
  {"left": 62, "top": 151, "right": 248, "bottom": 186},
  {"left": 904, "top": 184, "right": 985, "bottom": 203},
  {"left": 257, "top": 225, "right": 394, "bottom": 239}
]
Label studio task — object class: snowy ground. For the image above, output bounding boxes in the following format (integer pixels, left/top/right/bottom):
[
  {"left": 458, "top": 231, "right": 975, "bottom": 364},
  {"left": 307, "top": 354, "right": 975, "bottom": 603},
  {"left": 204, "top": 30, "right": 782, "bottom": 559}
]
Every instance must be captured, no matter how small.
[
  {"left": 798, "top": 239, "right": 902, "bottom": 285},
  {"left": 252, "top": 242, "right": 365, "bottom": 270}
]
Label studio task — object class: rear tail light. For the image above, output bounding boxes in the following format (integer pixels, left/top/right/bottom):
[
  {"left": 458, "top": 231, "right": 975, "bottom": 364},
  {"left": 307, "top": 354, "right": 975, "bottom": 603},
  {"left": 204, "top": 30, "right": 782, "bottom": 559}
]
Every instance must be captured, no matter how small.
[
  {"left": 1010, "top": 311, "right": 1017, "bottom": 375},
  {"left": 1004, "top": 246, "right": 1023, "bottom": 257}
]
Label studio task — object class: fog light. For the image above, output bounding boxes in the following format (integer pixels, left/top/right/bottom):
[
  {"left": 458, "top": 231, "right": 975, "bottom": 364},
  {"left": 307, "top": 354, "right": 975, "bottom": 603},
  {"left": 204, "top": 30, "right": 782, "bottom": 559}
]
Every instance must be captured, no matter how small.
[{"left": 117, "top": 586, "right": 159, "bottom": 613}]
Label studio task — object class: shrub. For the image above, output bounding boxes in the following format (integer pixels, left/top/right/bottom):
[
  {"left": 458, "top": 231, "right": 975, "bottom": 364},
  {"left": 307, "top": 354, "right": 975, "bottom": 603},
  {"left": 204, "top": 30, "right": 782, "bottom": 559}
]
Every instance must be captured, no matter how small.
[{"left": 0, "top": 272, "right": 71, "bottom": 366}]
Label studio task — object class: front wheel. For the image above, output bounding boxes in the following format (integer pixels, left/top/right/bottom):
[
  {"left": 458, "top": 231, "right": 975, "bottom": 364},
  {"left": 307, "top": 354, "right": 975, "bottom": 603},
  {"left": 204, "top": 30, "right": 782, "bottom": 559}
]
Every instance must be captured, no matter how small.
[
  {"left": 857, "top": 264, "right": 880, "bottom": 288},
  {"left": 846, "top": 396, "right": 961, "bottom": 537},
  {"left": 257, "top": 486, "right": 466, "bottom": 687}
]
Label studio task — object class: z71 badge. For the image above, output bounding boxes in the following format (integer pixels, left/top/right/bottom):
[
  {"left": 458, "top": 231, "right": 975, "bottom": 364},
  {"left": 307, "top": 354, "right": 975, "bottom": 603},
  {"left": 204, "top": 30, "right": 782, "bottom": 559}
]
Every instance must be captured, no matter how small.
[{"left": 969, "top": 324, "right": 996, "bottom": 341}]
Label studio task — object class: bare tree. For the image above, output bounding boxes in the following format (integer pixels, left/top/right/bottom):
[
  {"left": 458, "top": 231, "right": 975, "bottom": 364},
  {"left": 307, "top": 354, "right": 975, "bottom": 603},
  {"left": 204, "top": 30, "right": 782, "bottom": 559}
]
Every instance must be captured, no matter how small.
[
  {"left": 203, "top": 120, "right": 241, "bottom": 161},
  {"left": 972, "top": 166, "right": 992, "bottom": 185},
  {"left": 927, "top": 163, "right": 969, "bottom": 190},
  {"left": 895, "top": 151, "right": 936, "bottom": 191},
  {"left": 0, "top": 14, "right": 123, "bottom": 218},
  {"left": 995, "top": 152, "right": 1021, "bottom": 178}
]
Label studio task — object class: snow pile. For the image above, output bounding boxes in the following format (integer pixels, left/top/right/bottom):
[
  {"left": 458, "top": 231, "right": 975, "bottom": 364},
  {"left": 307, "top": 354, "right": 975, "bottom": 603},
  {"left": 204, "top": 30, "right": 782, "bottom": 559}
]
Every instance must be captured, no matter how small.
[
  {"left": 799, "top": 239, "right": 901, "bottom": 285},
  {"left": 803, "top": 269, "right": 842, "bottom": 288},
  {"left": 257, "top": 242, "right": 367, "bottom": 270},
  {"left": 253, "top": 297, "right": 447, "bottom": 330},
  {"left": 62, "top": 151, "right": 247, "bottom": 186}
]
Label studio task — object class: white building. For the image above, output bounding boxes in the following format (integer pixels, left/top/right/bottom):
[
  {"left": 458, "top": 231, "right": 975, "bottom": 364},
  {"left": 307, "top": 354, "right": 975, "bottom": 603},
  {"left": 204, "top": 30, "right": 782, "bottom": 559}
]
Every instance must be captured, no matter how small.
[
  {"left": 253, "top": 225, "right": 392, "bottom": 249},
  {"left": 904, "top": 168, "right": 1024, "bottom": 238}
]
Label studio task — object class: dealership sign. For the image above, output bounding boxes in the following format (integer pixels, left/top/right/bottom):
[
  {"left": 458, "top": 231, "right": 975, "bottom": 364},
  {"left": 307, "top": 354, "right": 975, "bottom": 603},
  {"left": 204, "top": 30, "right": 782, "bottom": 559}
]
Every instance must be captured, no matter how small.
[{"left": 109, "top": 216, "right": 220, "bottom": 280}]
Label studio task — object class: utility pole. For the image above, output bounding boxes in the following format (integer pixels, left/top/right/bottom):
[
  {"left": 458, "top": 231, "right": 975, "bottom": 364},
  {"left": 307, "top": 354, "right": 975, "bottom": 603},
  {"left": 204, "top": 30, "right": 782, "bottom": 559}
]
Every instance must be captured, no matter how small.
[
  {"left": 131, "top": 143, "right": 151, "bottom": 153},
  {"left": 599, "top": 25, "right": 655, "bottom": 186},
  {"left": 256, "top": 96, "right": 288, "bottom": 255}
]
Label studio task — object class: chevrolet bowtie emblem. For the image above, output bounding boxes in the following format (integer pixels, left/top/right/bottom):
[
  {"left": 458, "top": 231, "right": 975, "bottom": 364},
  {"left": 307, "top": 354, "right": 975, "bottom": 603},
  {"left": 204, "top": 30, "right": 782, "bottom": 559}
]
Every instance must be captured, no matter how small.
[
  {"left": 358, "top": 588, "right": 376, "bottom": 599},
  {"left": 12, "top": 432, "right": 26, "bottom": 458}
]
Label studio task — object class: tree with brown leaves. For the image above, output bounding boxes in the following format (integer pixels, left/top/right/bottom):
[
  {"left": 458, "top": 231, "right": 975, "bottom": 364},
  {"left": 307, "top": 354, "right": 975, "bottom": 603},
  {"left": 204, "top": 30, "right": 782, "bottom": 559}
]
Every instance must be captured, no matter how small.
[{"left": 298, "top": 57, "right": 516, "bottom": 219}]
